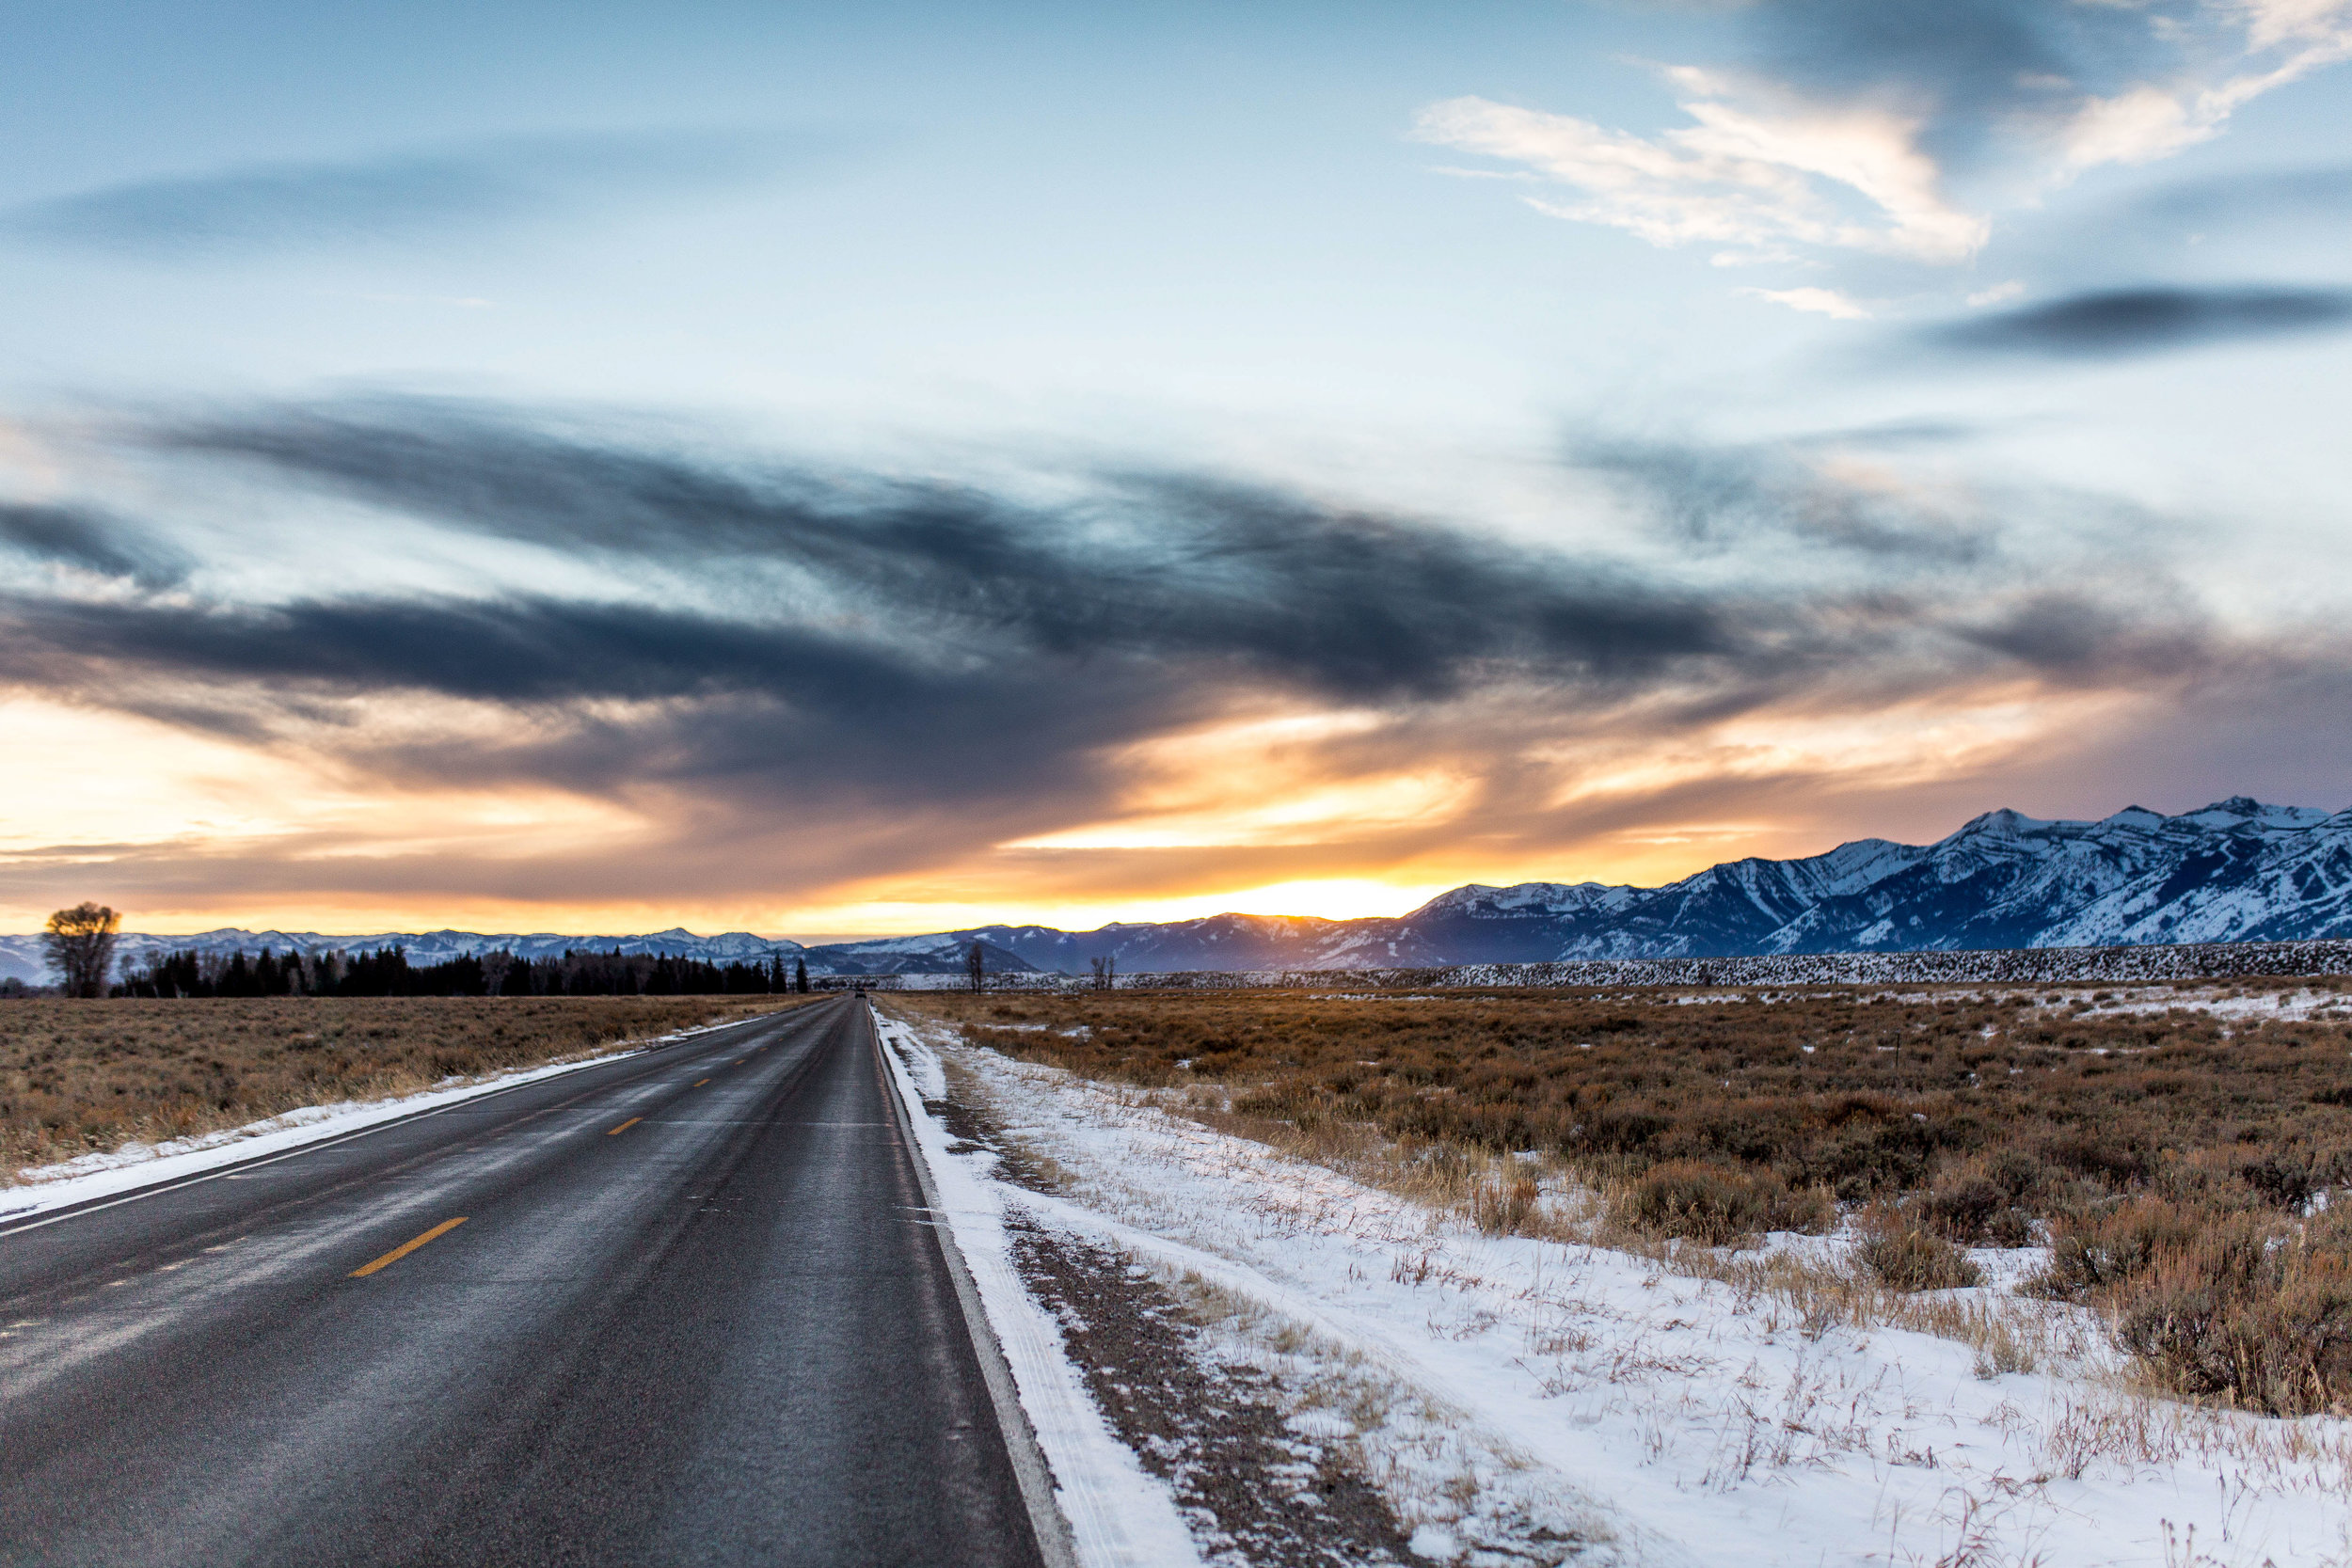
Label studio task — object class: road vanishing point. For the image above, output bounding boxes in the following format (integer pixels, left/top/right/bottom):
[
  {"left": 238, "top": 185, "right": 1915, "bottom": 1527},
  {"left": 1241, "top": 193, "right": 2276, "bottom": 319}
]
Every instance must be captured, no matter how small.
[{"left": 0, "top": 996, "right": 1061, "bottom": 1567}]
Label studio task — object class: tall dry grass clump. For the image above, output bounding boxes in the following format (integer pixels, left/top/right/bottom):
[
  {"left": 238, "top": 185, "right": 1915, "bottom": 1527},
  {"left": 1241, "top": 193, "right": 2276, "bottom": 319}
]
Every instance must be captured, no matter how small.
[
  {"left": 1852, "top": 1206, "right": 1983, "bottom": 1291},
  {"left": 2033, "top": 1200, "right": 2352, "bottom": 1416},
  {"left": 1607, "top": 1159, "right": 1830, "bottom": 1247}
]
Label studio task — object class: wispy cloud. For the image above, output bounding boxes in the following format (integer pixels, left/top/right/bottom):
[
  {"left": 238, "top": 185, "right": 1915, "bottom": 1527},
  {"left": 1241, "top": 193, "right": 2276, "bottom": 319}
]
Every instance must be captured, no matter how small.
[
  {"left": 1416, "top": 82, "right": 1985, "bottom": 264},
  {"left": 0, "top": 129, "right": 787, "bottom": 259},
  {"left": 1420, "top": 0, "right": 2352, "bottom": 270},
  {"left": 2054, "top": 0, "right": 2352, "bottom": 170},
  {"left": 1923, "top": 283, "right": 2352, "bottom": 356}
]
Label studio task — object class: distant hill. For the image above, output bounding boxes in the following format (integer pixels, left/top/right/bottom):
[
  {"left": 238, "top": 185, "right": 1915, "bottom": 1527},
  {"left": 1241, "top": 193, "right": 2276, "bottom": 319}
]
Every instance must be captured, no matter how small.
[{"left": 9, "top": 798, "right": 2350, "bottom": 985}]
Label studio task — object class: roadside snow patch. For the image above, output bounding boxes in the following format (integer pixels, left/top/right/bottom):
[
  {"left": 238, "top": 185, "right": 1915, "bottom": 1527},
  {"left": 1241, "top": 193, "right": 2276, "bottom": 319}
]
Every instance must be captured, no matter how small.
[{"left": 876, "top": 1013, "right": 1205, "bottom": 1568}]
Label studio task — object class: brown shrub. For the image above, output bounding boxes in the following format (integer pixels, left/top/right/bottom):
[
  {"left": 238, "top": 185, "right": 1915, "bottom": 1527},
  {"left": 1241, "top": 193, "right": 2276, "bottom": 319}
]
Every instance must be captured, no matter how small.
[
  {"left": 1920, "top": 1174, "right": 2004, "bottom": 1242},
  {"left": 1609, "top": 1159, "right": 1826, "bottom": 1247},
  {"left": 2031, "top": 1196, "right": 2205, "bottom": 1298},
  {"left": 1855, "top": 1209, "right": 1983, "bottom": 1292},
  {"left": 1920, "top": 1158, "right": 2041, "bottom": 1247},
  {"left": 1472, "top": 1174, "right": 1542, "bottom": 1236},
  {"left": 2113, "top": 1214, "right": 2352, "bottom": 1417}
]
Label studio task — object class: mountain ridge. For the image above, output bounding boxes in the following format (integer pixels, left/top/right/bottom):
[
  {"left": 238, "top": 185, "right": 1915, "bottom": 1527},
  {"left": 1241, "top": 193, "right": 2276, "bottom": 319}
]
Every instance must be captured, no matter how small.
[{"left": 7, "top": 798, "right": 2349, "bottom": 984}]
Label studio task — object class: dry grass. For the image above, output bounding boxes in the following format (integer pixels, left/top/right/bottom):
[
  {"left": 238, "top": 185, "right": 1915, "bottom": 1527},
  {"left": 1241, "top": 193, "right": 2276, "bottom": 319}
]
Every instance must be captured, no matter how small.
[
  {"left": 1852, "top": 1207, "right": 1984, "bottom": 1292},
  {"left": 1, "top": 993, "right": 817, "bottom": 1177},
  {"left": 898, "top": 981, "right": 2352, "bottom": 1413}
]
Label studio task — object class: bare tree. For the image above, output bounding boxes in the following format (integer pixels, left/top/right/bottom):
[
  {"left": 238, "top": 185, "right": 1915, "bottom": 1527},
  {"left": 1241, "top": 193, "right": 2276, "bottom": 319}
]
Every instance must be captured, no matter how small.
[
  {"left": 44, "top": 903, "right": 122, "bottom": 999},
  {"left": 966, "top": 940, "right": 987, "bottom": 994},
  {"left": 1089, "top": 954, "right": 1116, "bottom": 990}
]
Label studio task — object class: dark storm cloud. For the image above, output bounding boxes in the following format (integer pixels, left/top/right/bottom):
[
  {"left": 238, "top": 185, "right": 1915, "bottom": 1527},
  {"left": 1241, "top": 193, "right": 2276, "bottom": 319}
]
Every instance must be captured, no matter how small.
[
  {"left": 1925, "top": 285, "right": 2352, "bottom": 357},
  {"left": 156, "top": 405, "right": 1751, "bottom": 702},
  {"left": 0, "top": 594, "right": 886, "bottom": 704},
  {"left": 0, "top": 587, "right": 1188, "bottom": 813},
  {"left": 0, "top": 129, "right": 785, "bottom": 257},
  {"left": 0, "top": 502, "right": 188, "bottom": 587},
  {"left": 9, "top": 401, "right": 1848, "bottom": 822}
]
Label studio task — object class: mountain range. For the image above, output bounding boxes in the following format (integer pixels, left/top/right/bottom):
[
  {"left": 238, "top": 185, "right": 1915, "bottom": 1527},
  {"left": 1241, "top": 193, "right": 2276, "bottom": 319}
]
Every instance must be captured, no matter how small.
[{"left": 7, "top": 798, "right": 2348, "bottom": 985}]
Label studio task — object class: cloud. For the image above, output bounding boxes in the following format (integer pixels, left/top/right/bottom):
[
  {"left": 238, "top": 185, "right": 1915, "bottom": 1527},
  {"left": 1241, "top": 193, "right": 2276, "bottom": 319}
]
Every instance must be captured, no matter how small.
[
  {"left": 2053, "top": 1, "right": 2352, "bottom": 171},
  {"left": 1416, "top": 84, "right": 1986, "bottom": 264},
  {"left": 1965, "top": 280, "right": 2025, "bottom": 308},
  {"left": 1740, "top": 285, "right": 1871, "bottom": 318},
  {"left": 1422, "top": 0, "right": 2352, "bottom": 268},
  {"left": 104, "top": 400, "right": 2233, "bottom": 731},
  {"left": 0, "top": 503, "right": 189, "bottom": 588},
  {"left": 0, "top": 129, "right": 787, "bottom": 258},
  {"left": 1736, "top": 0, "right": 2352, "bottom": 170},
  {"left": 146, "top": 408, "right": 1766, "bottom": 705},
  {"left": 1923, "top": 283, "right": 2352, "bottom": 356}
]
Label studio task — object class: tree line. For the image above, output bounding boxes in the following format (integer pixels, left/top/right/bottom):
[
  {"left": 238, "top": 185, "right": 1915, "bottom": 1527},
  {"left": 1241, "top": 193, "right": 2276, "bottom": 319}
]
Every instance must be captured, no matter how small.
[{"left": 112, "top": 945, "right": 815, "bottom": 999}]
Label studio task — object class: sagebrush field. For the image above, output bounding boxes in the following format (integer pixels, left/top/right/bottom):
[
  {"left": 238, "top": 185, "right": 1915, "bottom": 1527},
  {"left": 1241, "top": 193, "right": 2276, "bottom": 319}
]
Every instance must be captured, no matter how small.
[
  {"left": 1, "top": 993, "right": 815, "bottom": 1177},
  {"left": 901, "top": 979, "right": 2352, "bottom": 1415}
]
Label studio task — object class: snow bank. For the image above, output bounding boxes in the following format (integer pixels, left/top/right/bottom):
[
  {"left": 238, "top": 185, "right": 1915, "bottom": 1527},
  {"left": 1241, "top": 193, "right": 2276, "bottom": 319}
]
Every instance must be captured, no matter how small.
[{"left": 873, "top": 1012, "right": 1205, "bottom": 1568}]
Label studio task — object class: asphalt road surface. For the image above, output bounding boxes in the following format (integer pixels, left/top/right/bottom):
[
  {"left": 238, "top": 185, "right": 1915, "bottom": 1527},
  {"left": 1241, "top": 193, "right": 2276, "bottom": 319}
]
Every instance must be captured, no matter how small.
[{"left": 0, "top": 995, "right": 1056, "bottom": 1567}]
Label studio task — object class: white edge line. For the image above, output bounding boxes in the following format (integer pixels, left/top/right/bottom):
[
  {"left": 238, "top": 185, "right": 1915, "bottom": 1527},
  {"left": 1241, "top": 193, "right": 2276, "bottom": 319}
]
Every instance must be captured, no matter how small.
[
  {"left": 866, "top": 1002, "right": 1085, "bottom": 1568},
  {"left": 0, "top": 1007, "right": 798, "bottom": 1240}
]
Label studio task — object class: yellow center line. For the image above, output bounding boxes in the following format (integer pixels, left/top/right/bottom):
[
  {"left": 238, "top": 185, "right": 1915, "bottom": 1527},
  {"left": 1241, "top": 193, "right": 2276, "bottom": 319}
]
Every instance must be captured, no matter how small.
[
  {"left": 734, "top": 1057, "right": 746, "bottom": 1066},
  {"left": 350, "top": 1216, "right": 468, "bottom": 1278},
  {"left": 607, "top": 1117, "right": 642, "bottom": 1135},
  {"left": 694, "top": 1078, "right": 711, "bottom": 1086}
]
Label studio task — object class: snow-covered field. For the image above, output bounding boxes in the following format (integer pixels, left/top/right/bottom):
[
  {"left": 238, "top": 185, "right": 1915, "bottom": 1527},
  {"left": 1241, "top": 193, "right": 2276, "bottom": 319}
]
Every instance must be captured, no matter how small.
[{"left": 878, "top": 1007, "right": 2352, "bottom": 1568}]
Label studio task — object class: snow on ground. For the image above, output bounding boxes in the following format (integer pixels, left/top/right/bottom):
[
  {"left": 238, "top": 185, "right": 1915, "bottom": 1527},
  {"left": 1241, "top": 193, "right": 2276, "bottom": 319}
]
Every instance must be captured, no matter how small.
[
  {"left": 876, "top": 1010, "right": 1207, "bottom": 1568},
  {"left": 878, "top": 1007, "right": 2352, "bottom": 1568},
  {"left": 2059, "top": 984, "right": 2352, "bottom": 1023},
  {"left": 0, "top": 1017, "right": 749, "bottom": 1222}
]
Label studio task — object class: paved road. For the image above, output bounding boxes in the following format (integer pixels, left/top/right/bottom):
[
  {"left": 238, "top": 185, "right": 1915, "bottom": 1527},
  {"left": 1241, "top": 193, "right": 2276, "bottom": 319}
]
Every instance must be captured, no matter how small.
[{"left": 0, "top": 996, "right": 1052, "bottom": 1567}]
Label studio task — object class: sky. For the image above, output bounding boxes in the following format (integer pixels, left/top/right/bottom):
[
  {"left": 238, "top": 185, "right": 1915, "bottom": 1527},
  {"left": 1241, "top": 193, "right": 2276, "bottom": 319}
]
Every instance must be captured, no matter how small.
[{"left": 1, "top": 0, "right": 2349, "bottom": 940}]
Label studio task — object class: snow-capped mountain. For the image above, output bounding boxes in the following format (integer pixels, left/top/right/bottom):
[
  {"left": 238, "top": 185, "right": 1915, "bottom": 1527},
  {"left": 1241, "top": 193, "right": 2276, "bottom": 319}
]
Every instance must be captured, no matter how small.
[
  {"left": 818, "top": 798, "right": 2352, "bottom": 972},
  {"left": 9, "top": 799, "right": 2349, "bottom": 984}
]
